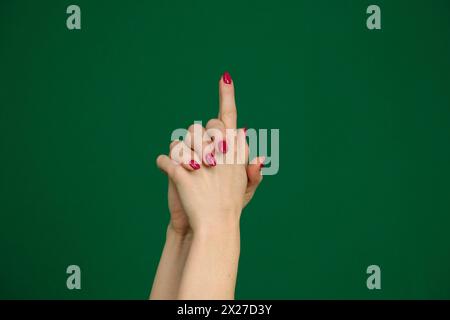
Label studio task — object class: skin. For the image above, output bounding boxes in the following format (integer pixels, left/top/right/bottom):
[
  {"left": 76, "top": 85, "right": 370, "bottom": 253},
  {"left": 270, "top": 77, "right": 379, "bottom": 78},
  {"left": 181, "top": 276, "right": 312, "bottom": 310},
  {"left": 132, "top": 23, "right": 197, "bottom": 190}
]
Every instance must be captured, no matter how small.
[{"left": 150, "top": 74, "right": 264, "bottom": 300}]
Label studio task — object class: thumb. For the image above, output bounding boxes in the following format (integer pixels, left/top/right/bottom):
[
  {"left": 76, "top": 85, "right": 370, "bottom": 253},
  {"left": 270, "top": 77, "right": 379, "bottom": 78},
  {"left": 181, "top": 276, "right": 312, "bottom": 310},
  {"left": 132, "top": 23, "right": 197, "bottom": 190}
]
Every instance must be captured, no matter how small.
[
  {"left": 156, "top": 154, "right": 178, "bottom": 178},
  {"left": 246, "top": 156, "right": 265, "bottom": 194}
]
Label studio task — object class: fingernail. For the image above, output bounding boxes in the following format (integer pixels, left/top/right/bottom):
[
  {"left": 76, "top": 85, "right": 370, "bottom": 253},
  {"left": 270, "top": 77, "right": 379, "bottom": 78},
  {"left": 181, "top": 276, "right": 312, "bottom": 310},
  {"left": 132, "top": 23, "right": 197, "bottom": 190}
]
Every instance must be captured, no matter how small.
[
  {"left": 219, "top": 140, "right": 228, "bottom": 153},
  {"left": 205, "top": 153, "right": 216, "bottom": 166},
  {"left": 189, "top": 160, "right": 201, "bottom": 170},
  {"left": 222, "top": 71, "right": 232, "bottom": 84},
  {"left": 243, "top": 127, "right": 247, "bottom": 134},
  {"left": 259, "top": 157, "right": 266, "bottom": 170}
]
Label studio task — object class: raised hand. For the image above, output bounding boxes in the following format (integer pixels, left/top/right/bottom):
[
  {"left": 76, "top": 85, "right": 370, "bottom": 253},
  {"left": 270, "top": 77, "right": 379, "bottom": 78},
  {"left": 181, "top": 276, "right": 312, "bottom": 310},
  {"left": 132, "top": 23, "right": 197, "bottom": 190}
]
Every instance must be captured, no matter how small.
[
  {"left": 151, "top": 72, "right": 264, "bottom": 299},
  {"left": 159, "top": 72, "right": 264, "bottom": 229}
]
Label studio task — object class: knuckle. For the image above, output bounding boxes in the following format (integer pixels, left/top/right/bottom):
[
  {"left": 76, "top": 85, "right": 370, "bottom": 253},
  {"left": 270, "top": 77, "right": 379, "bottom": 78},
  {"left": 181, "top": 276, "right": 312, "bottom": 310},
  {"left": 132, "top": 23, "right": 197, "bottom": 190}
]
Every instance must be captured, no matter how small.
[
  {"left": 207, "top": 118, "right": 224, "bottom": 129},
  {"left": 188, "top": 123, "right": 203, "bottom": 133},
  {"left": 187, "top": 124, "right": 196, "bottom": 132},
  {"left": 221, "top": 111, "right": 237, "bottom": 121},
  {"left": 206, "top": 118, "right": 218, "bottom": 127}
]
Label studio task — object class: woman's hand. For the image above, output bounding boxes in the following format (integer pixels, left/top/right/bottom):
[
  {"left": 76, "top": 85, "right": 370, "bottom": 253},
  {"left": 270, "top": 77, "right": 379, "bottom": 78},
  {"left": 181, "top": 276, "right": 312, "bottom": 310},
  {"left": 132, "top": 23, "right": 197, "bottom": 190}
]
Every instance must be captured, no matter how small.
[
  {"left": 166, "top": 179, "right": 191, "bottom": 235},
  {"left": 159, "top": 125, "right": 248, "bottom": 232},
  {"left": 152, "top": 72, "right": 264, "bottom": 299},
  {"left": 157, "top": 72, "right": 264, "bottom": 232},
  {"left": 165, "top": 140, "right": 262, "bottom": 236}
]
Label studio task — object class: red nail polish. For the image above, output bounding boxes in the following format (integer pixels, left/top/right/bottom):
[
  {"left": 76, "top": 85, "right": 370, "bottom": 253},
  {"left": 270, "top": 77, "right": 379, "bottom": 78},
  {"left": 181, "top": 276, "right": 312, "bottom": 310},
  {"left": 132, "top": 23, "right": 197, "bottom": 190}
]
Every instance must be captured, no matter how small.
[
  {"left": 259, "top": 156, "right": 266, "bottom": 170},
  {"left": 205, "top": 153, "right": 216, "bottom": 166},
  {"left": 189, "top": 160, "right": 200, "bottom": 170},
  {"left": 219, "top": 140, "right": 228, "bottom": 153},
  {"left": 243, "top": 127, "right": 247, "bottom": 134},
  {"left": 222, "top": 71, "right": 232, "bottom": 84}
]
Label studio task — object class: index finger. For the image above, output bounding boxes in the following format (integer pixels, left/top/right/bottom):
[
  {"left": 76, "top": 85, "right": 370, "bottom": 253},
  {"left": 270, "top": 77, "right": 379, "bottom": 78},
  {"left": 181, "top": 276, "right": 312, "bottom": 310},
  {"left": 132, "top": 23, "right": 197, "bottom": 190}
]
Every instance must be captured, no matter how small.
[{"left": 218, "top": 71, "right": 237, "bottom": 129}]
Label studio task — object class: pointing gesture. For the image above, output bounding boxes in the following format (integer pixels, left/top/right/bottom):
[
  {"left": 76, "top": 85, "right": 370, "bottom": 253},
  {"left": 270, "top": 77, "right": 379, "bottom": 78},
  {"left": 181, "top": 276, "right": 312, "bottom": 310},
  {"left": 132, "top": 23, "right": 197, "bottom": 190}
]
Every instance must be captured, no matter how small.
[
  {"left": 218, "top": 71, "right": 264, "bottom": 206},
  {"left": 219, "top": 72, "right": 237, "bottom": 129},
  {"left": 153, "top": 71, "right": 265, "bottom": 299}
]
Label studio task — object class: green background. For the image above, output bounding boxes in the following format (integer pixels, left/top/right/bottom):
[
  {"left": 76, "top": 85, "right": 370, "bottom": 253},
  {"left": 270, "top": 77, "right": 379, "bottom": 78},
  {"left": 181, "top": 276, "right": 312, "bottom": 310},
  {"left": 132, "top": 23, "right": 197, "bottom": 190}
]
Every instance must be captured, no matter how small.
[{"left": 1, "top": 0, "right": 450, "bottom": 299}]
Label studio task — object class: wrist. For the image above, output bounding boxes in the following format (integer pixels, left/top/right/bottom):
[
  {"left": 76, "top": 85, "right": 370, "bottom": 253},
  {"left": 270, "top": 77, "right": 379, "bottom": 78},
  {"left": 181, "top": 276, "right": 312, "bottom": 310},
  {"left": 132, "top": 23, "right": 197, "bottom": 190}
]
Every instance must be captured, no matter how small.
[
  {"left": 166, "top": 223, "right": 193, "bottom": 243},
  {"left": 192, "top": 220, "right": 241, "bottom": 263},
  {"left": 193, "top": 217, "right": 241, "bottom": 240}
]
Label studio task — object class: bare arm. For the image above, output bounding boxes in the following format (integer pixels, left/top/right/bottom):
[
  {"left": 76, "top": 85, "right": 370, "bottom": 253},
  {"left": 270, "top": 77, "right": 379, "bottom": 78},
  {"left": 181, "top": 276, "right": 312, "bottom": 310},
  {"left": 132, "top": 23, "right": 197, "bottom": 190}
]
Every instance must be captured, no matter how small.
[
  {"left": 154, "top": 72, "right": 263, "bottom": 299},
  {"left": 177, "top": 222, "right": 240, "bottom": 299},
  {"left": 149, "top": 224, "right": 192, "bottom": 299}
]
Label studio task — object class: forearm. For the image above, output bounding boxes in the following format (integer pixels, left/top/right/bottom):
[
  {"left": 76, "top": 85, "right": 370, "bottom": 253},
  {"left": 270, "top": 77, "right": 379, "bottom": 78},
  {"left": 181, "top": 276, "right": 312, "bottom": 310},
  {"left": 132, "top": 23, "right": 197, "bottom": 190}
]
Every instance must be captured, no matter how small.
[
  {"left": 150, "top": 224, "right": 192, "bottom": 299},
  {"left": 177, "top": 219, "right": 241, "bottom": 300}
]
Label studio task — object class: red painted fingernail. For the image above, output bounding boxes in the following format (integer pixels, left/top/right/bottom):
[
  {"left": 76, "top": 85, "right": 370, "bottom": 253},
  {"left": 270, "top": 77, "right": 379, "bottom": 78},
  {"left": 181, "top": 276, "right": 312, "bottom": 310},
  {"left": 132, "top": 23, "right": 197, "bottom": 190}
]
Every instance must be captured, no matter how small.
[
  {"left": 189, "top": 160, "right": 201, "bottom": 170},
  {"left": 219, "top": 140, "right": 228, "bottom": 153},
  {"left": 259, "top": 156, "right": 266, "bottom": 170},
  {"left": 243, "top": 127, "right": 247, "bottom": 134},
  {"left": 205, "top": 153, "right": 216, "bottom": 166},
  {"left": 222, "top": 71, "right": 232, "bottom": 84}
]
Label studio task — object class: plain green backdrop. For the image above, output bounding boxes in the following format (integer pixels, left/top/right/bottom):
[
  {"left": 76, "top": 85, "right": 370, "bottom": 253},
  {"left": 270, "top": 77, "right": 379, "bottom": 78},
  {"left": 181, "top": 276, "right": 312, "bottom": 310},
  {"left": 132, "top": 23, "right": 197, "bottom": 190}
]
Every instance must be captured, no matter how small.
[{"left": 1, "top": 0, "right": 450, "bottom": 299}]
